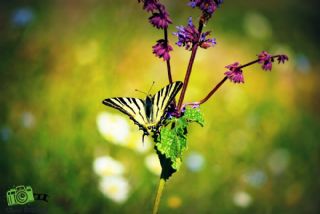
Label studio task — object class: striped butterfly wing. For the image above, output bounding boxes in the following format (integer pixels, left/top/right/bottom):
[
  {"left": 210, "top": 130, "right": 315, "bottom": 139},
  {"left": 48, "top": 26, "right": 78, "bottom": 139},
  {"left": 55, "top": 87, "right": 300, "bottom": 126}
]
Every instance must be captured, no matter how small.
[
  {"left": 102, "top": 81, "right": 183, "bottom": 135},
  {"left": 102, "top": 97, "right": 149, "bottom": 132},
  {"left": 151, "top": 81, "right": 183, "bottom": 125}
]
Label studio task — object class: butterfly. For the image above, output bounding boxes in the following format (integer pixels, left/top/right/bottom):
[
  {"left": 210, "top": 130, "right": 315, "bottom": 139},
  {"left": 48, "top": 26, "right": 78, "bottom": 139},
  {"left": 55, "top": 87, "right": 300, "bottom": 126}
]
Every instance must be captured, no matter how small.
[{"left": 102, "top": 81, "right": 183, "bottom": 140}]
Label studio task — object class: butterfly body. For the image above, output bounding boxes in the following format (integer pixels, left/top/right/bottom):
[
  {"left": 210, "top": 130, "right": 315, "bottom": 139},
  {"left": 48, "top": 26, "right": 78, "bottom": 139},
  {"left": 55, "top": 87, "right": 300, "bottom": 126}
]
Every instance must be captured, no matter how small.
[
  {"left": 145, "top": 95, "right": 153, "bottom": 122},
  {"left": 102, "top": 81, "right": 183, "bottom": 139}
]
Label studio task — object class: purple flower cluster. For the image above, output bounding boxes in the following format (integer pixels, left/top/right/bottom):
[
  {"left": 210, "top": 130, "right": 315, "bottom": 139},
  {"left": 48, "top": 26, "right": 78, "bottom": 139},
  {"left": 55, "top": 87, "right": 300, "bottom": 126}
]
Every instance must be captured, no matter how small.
[
  {"left": 257, "top": 51, "right": 289, "bottom": 71},
  {"left": 224, "top": 62, "right": 244, "bottom": 83},
  {"left": 173, "top": 17, "right": 216, "bottom": 50},
  {"left": 257, "top": 51, "right": 273, "bottom": 71},
  {"left": 137, "top": 0, "right": 288, "bottom": 90},
  {"left": 224, "top": 52, "right": 289, "bottom": 84},
  {"left": 140, "top": 0, "right": 158, "bottom": 12},
  {"left": 149, "top": 4, "right": 172, "bottom": 29},
  {"left": 188, "top": 0, "right": 223, "bottom": 18},
  {"left": 138, "top": 0, "right": 172, "bottom": 29},
  {"left": 152, "top": 39, "right": 173, "bottom": 61},
  {"left": 138, "top": 0, "right": 173, "bottom": 61}
]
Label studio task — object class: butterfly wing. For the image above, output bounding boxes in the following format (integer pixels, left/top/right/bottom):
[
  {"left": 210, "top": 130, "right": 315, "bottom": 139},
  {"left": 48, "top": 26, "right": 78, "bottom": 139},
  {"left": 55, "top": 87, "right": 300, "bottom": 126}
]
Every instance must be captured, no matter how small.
[
  {"left": 102, "top": 81, "right": 183, "bottom": 135},
  {"left": 102, "top": 97, "right": 149, "bottom": 133},
  {"left": 151, "top": 81, "right": 183, "bottom": 125}
]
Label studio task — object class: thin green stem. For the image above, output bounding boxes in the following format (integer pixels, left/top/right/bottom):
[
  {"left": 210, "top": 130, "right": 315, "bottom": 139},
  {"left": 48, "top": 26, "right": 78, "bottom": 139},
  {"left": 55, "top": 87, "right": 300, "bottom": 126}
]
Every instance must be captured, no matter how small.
[{"left": 152, "top": 178, "right": 166, "bottom": 214}]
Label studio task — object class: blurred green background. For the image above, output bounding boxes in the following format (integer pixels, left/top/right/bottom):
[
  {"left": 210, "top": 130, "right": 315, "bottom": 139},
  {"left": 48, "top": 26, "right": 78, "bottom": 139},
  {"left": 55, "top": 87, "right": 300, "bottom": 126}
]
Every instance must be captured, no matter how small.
[{"left": 1, "top": 0, "right": 319, "bottom": 213}]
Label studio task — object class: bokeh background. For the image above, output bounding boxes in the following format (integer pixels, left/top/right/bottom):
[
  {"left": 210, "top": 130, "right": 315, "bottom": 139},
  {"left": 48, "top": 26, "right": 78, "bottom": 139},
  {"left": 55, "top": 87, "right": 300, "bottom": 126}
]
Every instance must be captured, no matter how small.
[{"left": 1, "top": 0, "right": 319, "bottom": 213}]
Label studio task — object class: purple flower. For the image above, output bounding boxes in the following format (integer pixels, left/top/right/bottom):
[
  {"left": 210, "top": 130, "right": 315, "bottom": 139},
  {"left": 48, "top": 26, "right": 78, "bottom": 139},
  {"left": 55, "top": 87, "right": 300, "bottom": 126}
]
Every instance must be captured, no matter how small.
[
  {"left": 276, "top": 54, "right": 289, "bottom": 64},
  {"left": 224, "top": 62, "right": 244, "bottom": 83},
  {"left": 188, "top": 0, "right": 223, "bottom": 17},
  {"left": 148, "top": 4, "right": 172, "bottom": 29},
  {"left": 138, "top": 0, "right": 158, "bottom": 12},
  {"left": 173, "top": 17, "right": 199, "bottom": 50},
  {"left": 199, "top": 31, "right": 216, "bottom": 49},
  {"left": 152, "top": 39, "right": 173, "bottom": 61},
  {"left": 174, "top": 17, "right": 216, "bottom": 50},
  {"left": 258, "top": 51, "right": 273, "bottom": 71}
]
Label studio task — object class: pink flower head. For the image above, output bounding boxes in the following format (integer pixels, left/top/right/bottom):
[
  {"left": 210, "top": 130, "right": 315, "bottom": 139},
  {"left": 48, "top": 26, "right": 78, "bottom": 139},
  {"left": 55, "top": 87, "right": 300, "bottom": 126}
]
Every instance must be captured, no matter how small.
[
  {"left": 148, "top": 3, "right": 172, "bottom": 29},
  {"left": 152, "top": 39, "right": 173, "bottom": 61},
  {"left": 258, "top": 51, "right": 273, "bottom": 71},
  {"left": 138, "top": 0, "right": 158, "bottom": 12},
  {"left": 224, "top": 62, "right": 244, "bottom": 83}
]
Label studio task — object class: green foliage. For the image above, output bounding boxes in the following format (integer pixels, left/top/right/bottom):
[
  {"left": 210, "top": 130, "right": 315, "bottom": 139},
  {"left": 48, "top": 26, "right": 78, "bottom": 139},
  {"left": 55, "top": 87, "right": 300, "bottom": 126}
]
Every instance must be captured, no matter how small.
[
  {"left": 183, "top": 106, "right": 205, "bottom": 127},
  {"left": 155, "top": 107, "right": 204, "bottom": 173}
]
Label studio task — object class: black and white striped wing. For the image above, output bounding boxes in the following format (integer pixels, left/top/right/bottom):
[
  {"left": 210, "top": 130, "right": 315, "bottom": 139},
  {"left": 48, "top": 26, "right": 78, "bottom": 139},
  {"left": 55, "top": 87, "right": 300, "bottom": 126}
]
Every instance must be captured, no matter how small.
[
  {"left": 151, "top": 81, "right": 183, "bottom": 124},
  {"left": 102, "top": 97, "right": 149, "bottom": 131}
]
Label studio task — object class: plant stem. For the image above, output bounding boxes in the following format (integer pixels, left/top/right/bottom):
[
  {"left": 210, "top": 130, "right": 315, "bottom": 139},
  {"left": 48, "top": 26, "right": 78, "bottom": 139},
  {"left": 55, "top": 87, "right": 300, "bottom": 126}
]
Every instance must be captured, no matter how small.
[
  {"left": 164, "top": 28, "right": 173, "bottom": 84},
  {"left": 238, "top": 59, "right": 259, "bottom": 69},
  {"left": 199, "top": 76, "right": 228, "bottom": 104},
  {"left": 185, "top": 55, "right": 283, "bottom": 106},
  {"left": 152, "top": 178, "right": 166, "bottom": 214},
  {"left": 238, "top": 55, "right": 280, "bottom": 69},
  {"left": 166, "top": 59, "right": 173, "bottom": 84},
  {"left": 176, "top": 44, "right": 199, "bottom": 112},
  {"left": 176, "top": 19, "right": 204, "bottom": 113},
  {"left": 193, "top": 58, "right": 260, "bottom": 106}
]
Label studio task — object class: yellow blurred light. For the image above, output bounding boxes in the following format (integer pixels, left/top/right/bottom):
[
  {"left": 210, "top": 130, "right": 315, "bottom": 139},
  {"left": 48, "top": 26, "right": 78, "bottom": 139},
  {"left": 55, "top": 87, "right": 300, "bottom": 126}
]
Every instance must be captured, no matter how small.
[
  {"left": 144, "top": 154, "right": 161, "bottom": 176},
  {"left": 167, "top": 195, "right": 182, "bottom": 209}
]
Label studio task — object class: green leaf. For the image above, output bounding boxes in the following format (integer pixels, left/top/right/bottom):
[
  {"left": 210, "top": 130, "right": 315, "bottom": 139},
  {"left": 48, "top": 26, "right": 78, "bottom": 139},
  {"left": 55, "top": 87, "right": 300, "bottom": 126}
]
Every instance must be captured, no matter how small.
[
  {"left": 155, "top": 107, "right": 204, "bottom": 173},
  {"left": 183, "top": 107, "right": 205, "bottom": 126},
  {"left": 156, "top": 119, "right": 187, "bottom": 171}
]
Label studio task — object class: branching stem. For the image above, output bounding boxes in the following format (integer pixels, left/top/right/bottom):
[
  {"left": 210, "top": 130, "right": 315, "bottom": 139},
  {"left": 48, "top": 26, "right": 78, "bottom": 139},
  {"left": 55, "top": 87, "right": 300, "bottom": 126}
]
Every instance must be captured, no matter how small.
[{"left": 185, "top": 55, "right": 283, "bottom": 106}]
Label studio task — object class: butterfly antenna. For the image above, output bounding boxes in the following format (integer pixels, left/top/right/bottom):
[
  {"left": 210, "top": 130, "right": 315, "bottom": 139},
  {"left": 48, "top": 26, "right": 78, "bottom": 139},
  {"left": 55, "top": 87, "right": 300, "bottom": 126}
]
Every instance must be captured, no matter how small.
[
  {"left": 147, "top": 81, "right": 155, "bottom": 95},
  {"left": 134, "top": 89, "right": 148, "bottom": 96}
]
